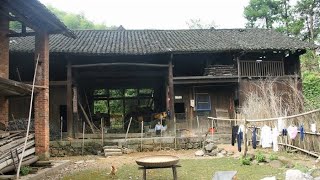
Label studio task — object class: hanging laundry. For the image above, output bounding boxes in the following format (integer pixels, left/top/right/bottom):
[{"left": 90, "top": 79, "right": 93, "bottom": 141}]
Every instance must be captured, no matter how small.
[
  {"left": 272, "top": 127, "right": 279, "bottom": 152},
  {"left": 300, "top": 125, "right": 304, "bottom": 141},
  {"left": 231, "top": 125, "right": 239, "bottom": 146},
  {"left": 237, "top": 130, "right": 243, "bottom": 152},
  {"left": 238, "top": 124, "right": 245, "bottom": 134},
  {"left": 311, "top": 123, "right": 317, "bottom": 133},
  {"left": 252, "top": 127, "right": 257, "bottom": 149},
  {"left": 287, "top": 125, "right": 298, "bottom": 139},
  {"left": 282, "top": 129, "right": 287, "bottom": 136},
  {"left": 261, "top": 125, "right": 272, "bottom": 148},
  {"left": 277, "top": 117, "right": 285, "bottom": 133}
]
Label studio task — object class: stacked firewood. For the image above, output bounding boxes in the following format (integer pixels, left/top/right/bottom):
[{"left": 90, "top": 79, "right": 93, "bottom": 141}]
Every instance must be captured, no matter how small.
[
  {"left": 204, "top": 65, "right": 237, "bottom": 76},
  {"left": 0, "top": 131, "right": 38, "bottom": 174}
]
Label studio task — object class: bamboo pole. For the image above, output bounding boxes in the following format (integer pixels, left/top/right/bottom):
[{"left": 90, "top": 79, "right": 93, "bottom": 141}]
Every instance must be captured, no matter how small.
[
  {"left": 16, "top": 54, "right": 39, "bottom": 179},
  {"left": 278, "top": 143, "right": 319, "bottom": 158},
  {"left": 125, "top": 117, "right": 133, "bottom": 143}
]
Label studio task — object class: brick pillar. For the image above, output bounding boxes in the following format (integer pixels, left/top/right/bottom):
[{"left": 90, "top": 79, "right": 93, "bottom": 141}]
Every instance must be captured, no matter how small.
[
  {"left": 34, "top": 31, "right": 50, "bottom": 160},
  {"left": 0, "top": 14, "right": 9, "bottom": 127}
]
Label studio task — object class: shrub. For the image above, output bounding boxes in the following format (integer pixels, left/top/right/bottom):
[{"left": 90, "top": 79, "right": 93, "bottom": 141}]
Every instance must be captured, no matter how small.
[
  {"left": 240, "top": 157, "right": 251, "bottom": 165},
  {"left": 20, "top": 166, "right": 32, "bottom": 176},
  {"left": 255, "top": 152, "right": 266, "bottom": 163},
  {"left": 269, "top": 154, "right": 278, "bottom": 161}
]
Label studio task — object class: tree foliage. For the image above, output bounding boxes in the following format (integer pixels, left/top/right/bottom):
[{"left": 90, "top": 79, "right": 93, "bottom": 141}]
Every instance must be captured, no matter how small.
[
  {"left": 10, "top": 5, "right": 117, "bottom": 30},
  {"left": 244, "top": 0, "right": 320, "bottom": 109}
]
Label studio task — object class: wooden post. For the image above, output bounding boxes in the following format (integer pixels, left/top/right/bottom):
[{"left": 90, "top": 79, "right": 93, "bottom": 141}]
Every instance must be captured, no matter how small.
[
  {"left": 60, "top": 116, "right": 63, "bottom": 141},
  {"left": 101, "top": 118, "right": 104, "bottom": 147},
  {"left": 243, "top": 118, "right": 248, "bottom": 157},
  {"left": 141, "top": 121, "right": 144, "bottom": 152},
  {"left": 168, "top": 55, "right": 175, "bottom": 121},
  {"left": 82, "top": 122, "right": 85, "bottom": 155},
  {"left": 211, "top": 119, "right": 214, "bottom": 141},
  {"left": 67, "top": 60, "right": 73, "bottom": 137}
]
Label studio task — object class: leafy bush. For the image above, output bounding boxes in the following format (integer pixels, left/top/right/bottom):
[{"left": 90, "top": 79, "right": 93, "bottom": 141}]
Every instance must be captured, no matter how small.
[
  {"left": 20, "top": 166, "right": 32, "bottom": 176},
  {"left": 269, "top": 154, "right": 278, "bottom": 161},
  {"left": 302, "top": 71, "right": 320, "bottom": 109},
  {"left": 240, "top": 157, "right": 251, "bottom": 165},
  {"left": 255, "top": 152, "right": 266, "bottom": 163}
]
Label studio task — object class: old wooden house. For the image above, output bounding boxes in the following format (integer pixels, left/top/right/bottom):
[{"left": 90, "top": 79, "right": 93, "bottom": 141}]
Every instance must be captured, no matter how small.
[
  {"left": 7, "top": 29, "right": 314, "bottom": 141},
  {"left": 0, "top": 0, "right": 74, "bottom": 159}
]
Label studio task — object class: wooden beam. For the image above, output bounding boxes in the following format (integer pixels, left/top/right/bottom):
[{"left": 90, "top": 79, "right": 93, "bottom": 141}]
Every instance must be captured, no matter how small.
[
  {"left": 71, "top": 63, "right": 169, "bottom": 68},
  {"left": 67, "top": 60, "right": 73, "bottom": 137},
  {"left": 168, "top": 54, "right": 175, "bottom": 120},
  {"left": 75, "top": 71, "right": 167, "bottom": 78},
  {"left": 7, "top": 32, "right": 36, "bottom": 37}
]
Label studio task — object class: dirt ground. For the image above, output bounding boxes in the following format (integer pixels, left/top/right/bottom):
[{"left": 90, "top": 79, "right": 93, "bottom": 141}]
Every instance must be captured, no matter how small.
[{"left": 45, "top": 144, "right": 317, "bottom": 180}]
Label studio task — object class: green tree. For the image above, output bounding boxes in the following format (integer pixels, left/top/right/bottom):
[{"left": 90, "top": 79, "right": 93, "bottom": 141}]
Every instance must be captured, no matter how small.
[
  {"left": 295, "top": 0, "right": 320, "bottom": 43},
  {"left": 9, "top": 5, "right": 116, "bottom": 30},
  {"left": 244, "top": 0, "right": 281, "bottom": 29}
]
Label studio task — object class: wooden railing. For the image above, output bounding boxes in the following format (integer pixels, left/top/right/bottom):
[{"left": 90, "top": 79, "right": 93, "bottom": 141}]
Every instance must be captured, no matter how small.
[{"left": 240, "top": 60, "right": 285, "bottom": 77}]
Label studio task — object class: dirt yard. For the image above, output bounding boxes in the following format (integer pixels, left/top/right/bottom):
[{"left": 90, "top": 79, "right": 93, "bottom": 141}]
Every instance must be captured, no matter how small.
[{"left": 43, "top": 145, "right": 317, "bottom": 180}]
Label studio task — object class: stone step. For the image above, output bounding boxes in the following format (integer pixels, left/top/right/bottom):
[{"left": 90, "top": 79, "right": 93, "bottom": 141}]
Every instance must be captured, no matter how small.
[
  {"left": 104, "top": 152, "right": 123, "bottom": 156},
  {"left": 104, "top": 149, "right": 122, "bottom": 153},
  {"left": 103, "top": 145, "right": 119, "bottom": 149}
]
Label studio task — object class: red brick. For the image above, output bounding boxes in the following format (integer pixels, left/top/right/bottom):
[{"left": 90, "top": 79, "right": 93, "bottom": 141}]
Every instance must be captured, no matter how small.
[
  {"left": 34, "top": 32, "right": 50, "bottom": 160},
  {"left": 0, "top": 14, "right": 9, "bottom": 126}
]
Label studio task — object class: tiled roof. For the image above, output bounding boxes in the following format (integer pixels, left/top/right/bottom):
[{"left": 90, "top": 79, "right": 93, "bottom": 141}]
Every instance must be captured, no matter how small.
[
  {"left": 2, "top": 0, "right": 75, "bottom": 38},
  {"left": 9, "top": 29, "right": 315, "bottom": 55}
]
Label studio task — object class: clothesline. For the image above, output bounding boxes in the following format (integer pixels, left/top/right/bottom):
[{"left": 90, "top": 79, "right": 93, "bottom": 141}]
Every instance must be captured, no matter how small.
[{"left": 207, "top": 108, "right": 320, "bottom": 123}]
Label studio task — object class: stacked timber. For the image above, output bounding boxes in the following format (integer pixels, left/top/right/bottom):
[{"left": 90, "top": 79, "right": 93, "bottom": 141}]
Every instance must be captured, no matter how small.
[
  {"left": 103, "top": 145, "right": 123, "bottom": 157},
  {"left": 0, "top": 131, "right": 38, "bottom": 174},
  {"left": 204, "top": 65, "right": 237, "bottom": 76}
]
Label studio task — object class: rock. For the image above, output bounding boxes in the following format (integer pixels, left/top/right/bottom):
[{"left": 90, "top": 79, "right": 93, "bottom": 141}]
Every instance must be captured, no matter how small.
[
  {"left": 221, "top": 150, "right": 227, "bottom": 155},
  {"left": 314, "top": 177, "right": 320, "bottom": 180},
  {"left": 227, "top": 151, "right": 234, "bottom": 156},
  {"left": 217, "top": 153, "right": 224, "bottom": 158},
  {"left": 311, "top": 169, "right": 320, "bottom": 178},
  {"left": 260, "top": 177, "right": 276, "bottom": 180},
  {"left": 258, "top": 162, "right": 266, "bottom": 166},
  {"left": 252, "top": 160, "right": 258, "bottom": 165},
  {"left": 285, "top": 169, "right": 304, "bottom": 180},
  {"left": 187, "top": 143, "right": 193, "bottom": 149},
  {"left": 195, "top": 150, "right": 205, "bottom": 156},
  {"left": 269, "top": 160, "right": 283, "bottom": 168},
  {"left": 205, "top": 143, "right": 215, "bottom": 151},
  {"left": 207, "top": 151, "right": 218, "bottom": 156}
]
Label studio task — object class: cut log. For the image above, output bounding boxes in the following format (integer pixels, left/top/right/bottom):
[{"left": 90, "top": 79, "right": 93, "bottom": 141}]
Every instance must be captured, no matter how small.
[
  {"left": 0, "top": 134, "right": 34, "bottom": 153},
  {"left": 0, "top": 175, "right": 15, "bottom": 180},
  {"left": 0, "top": 147, "right": 35, "bottom": 170},
  {"left": 0, "top": 156, "right": 39, "bottom": 174},
  {"left": 0, "top": 140, "right": 35, "bottom": 164},
  {"left": 0, "top": 131, "right": 10, "bottom": 138}
]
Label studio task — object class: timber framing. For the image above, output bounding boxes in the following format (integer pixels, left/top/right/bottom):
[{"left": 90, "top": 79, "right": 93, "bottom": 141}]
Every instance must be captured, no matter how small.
[
  {"left": 0, "top": 77, "right": 31, "bottom": 96},
  {"left": 71, "top": 62, "right": 169, "bottom": 68}
]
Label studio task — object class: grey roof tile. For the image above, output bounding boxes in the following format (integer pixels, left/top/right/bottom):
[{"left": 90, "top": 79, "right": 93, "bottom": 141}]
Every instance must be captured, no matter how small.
[{"left": 9, "top": 29, "right": 315, "bottom": 55}]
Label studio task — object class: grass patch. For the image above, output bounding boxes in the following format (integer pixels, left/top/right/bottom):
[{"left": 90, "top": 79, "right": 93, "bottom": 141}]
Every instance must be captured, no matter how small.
[{"left": 63, "top": 158, "right": 283, "bottom": 180}]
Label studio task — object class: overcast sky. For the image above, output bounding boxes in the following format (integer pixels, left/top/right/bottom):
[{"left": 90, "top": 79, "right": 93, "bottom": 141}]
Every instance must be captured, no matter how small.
[{"left": 39, "top": 0, "right": 250, "bottom": 29}]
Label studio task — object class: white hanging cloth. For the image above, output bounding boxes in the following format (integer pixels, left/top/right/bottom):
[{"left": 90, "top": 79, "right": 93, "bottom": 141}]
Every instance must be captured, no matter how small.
[
  {"left": 272, "top": 127, "right": 279, "bottom": 152},
  {"left": 261, "top": 125, "right": 272, "bottom": 148},
  {"left": 311, "top": 123, "right": 317, "bottom": 133}
]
